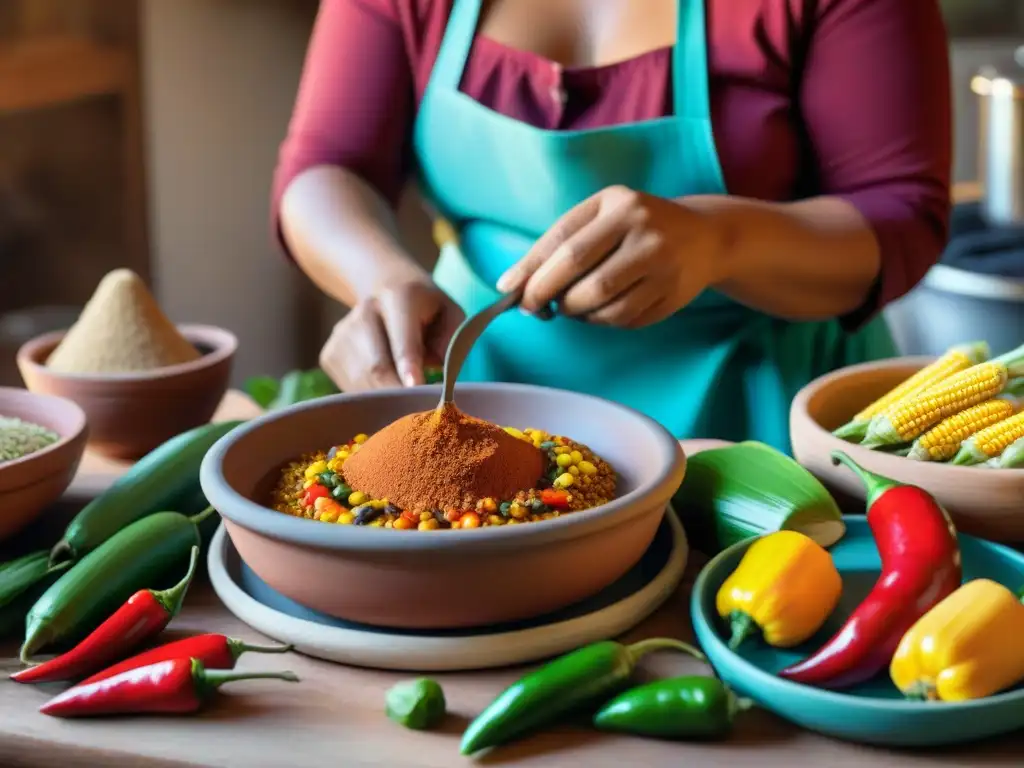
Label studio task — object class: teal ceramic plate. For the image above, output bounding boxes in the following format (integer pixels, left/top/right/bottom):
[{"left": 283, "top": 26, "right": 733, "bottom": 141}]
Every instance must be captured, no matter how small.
[{"left": 691, "top": 515, "right": 1024, "bottom": 747}]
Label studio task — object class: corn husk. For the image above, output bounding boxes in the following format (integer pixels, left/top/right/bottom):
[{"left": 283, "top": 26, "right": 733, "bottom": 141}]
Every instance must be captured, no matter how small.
[
  {"left": 987, "top": 436, "right": 1024, "bottom": 468},
  {"left": 672, "top": 441, "right": 845, "bottom": 556}
]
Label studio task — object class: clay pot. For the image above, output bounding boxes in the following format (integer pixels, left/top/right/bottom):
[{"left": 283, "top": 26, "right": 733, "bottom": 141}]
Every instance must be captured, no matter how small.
[
  {"left": 200, "top": 384, "right": 686, "bottom": 629},
  {"left": 17, "top": 324, "right": 236, "bottom": 460},
  {"left": 790, "top": 356, "right": 1024, "bottom": 543},
  {"left": 0, "top": 387, "right": 87, "bottom": 541}
]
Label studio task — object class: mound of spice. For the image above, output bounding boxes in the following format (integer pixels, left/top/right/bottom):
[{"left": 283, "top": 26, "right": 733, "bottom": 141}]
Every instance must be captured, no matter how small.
[
  {"left": 341, "top": 405, "right": 544, "bottom": 513},
  {"left": 46, "top": 269, "right": 201, "bottom": 374},
  {"left": 0, "top": 416, "right": 58, "bottom": 463}
]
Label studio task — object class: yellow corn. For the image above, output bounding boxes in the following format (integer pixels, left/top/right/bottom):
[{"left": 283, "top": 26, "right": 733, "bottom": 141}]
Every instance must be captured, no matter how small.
[
  {"left": 862, "top": 362, "right": 1009, "bottom": 446},
  {"left": 953, "top": 410, "right": 1024, "bottom": 465},
  {"left": 833, "top": 342, "right": 989, "bottom": 441},
  {"left": 890, "top": 579, "right": 1024, "bottom": 701},
  {"left": 907, "top": 397, "right": 1017, "bottom": 461},
  {"left": 716, "top": 531, "right": 842, "bottom": 650}
]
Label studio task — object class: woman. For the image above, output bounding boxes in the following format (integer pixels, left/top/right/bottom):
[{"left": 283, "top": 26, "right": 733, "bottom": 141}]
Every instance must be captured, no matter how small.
[{"left": 274, "top": 0, "right": 951, "bottom": 452}]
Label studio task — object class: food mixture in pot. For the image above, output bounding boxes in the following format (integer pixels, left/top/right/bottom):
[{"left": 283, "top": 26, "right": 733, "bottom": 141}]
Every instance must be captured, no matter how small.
[{"left": 269, "top": 405, "right": 616, "bottom": 530}]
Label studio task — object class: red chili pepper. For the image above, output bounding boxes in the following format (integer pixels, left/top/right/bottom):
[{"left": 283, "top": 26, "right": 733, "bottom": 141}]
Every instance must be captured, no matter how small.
[
  {"left": 777, "top": 451, "right": 961, "bottom": 689},
  {"left": 39, "top": 657, "right": 299, "bottom": 718},
  {"left": 540, "top": 489, "right": 571, "bottom": 509},
  {"left": 11, "top": 546, "right": 201, "bottom": 685},
  {"left": 79, "top": 633, "right": 293, "bottom": 686},
  {"left": 302, "top": 483, "right": 330, "bottom": 507}
]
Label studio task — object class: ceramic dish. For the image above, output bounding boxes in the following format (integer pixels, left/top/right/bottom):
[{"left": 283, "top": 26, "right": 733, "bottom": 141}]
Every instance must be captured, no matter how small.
[
  {"left": 17, "top": 324, "right": 236, "bottom": 460},
  {"left": 208, "top": 508, "right": 687, "bottom": 671},
  {"left": 0, "top": 387, "right": 88, "bottom": 541},
  {"left": 790, "top": 356, "right": 1024, "bottom": 543},
  {"left": 200, "top": 383, "right": 686, "bottom": 630},
  {"left": 691, "top": 516, "right": 1024, "bottom": 747}
]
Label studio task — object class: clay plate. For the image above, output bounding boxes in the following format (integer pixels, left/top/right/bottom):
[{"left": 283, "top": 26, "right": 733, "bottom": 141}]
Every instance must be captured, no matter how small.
[
  {"left": 0, "top": 387, "right": 88, "bottom": 541},
  {"left": 200, "top": 383, "right": 686, "bottom": 630},
  {"left": 17, "top": 324, "right": 236, "bottom": 460},
  {"left": 790, "top": 356, "right": 1024, "bottom": 543}
]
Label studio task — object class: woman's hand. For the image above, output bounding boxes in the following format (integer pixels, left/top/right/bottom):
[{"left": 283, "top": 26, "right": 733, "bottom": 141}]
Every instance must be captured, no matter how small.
[
  {"left": 496, "top": 186, "right": 728, "bottom": 328},
  {"left": 320, "top": 280, "right": 464, "bottom": 392}
]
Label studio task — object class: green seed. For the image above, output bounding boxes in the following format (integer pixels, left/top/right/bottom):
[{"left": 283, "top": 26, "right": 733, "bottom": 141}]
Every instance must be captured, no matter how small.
[
  {"left": 385, "top": 678, "right": 446, "bottom": 730},
  {"left": 0, "top": 417, "right": 58, "bottom": 462}
]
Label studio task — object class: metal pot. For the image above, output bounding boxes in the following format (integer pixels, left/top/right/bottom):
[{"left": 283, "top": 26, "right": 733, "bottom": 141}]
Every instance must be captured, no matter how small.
[
  {"left": 971, "top": 49, "right": 1024, "bottom": 226},
  {"left": 884, "top": 265, "right": 1024, "bottom": 358}
]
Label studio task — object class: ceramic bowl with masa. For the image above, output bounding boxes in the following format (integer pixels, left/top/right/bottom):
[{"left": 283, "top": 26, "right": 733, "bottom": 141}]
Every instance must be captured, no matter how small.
[
  {"left": 199, "top": 383, "right": 686, "bottom": 630},
  {"left": 790, "top": 356, "right": 1024, "bottom": 544},
  {"left": 0, "top": 387, "right": 88, "bottom": 542},
  {"left": 17, "top": 324, "right": 237, "bottom": 461}
]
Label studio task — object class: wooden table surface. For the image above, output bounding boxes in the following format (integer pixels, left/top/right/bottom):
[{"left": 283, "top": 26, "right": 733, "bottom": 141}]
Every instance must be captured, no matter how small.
[{"left": 1, "top": 391, "right": 1021, "bottom": 768}]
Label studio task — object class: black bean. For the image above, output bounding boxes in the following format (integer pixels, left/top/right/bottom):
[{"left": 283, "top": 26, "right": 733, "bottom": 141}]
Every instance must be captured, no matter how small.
[
  {"left": 385, "top": 503, "right": 403, "bottom": 517},
  {"left": 353, "top": 504, "right": 383, "bottom": 525}
]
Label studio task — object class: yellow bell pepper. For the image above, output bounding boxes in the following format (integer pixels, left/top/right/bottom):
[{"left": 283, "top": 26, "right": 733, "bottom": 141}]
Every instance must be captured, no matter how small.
[
  {"left": 890, "top": 578, "right": 1024, "bottom": 701},
  {"left": 716, "top": 530, "right": 842, "bottom": 650}
]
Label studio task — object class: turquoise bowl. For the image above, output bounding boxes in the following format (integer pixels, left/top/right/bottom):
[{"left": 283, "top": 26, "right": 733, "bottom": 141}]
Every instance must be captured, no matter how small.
[{"left": 691, "top": 515, "right": 1024, "bottom": 747}]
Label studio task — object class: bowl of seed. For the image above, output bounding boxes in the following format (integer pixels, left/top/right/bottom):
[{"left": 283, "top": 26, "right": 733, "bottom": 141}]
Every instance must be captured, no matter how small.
[
  {"left": 0, "top": 387, "right": 88, "bottom": 541},
  {"left": 16, "top": 269, "right": 236, "bottom": 460}
]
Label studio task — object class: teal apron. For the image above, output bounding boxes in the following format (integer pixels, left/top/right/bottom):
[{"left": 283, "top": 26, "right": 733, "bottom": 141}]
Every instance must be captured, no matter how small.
[{"left": 412, "top": 0, "right": 895, "bottom": 452}]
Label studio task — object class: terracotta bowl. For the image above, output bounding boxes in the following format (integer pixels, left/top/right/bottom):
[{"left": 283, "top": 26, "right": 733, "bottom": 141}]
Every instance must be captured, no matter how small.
[
  {"left": 200, "top": 384, "right": 686, "bottom": 630},
  {"left": 791, "top": 356, "right": 1024, "bottom": 544},
  {"left": 17, "top": 324, "right": 236, "bottom": 461},
  {"left": 0, "top": 387, "right": 88, "bottom": 542}
]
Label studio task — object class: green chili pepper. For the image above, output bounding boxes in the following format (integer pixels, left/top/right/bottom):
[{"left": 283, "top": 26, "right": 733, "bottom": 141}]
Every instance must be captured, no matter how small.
[
  {"left": 0, "top": 551, "right": 69, "bottom": 609},
  {"left": 593, "top": 676, "right": 752, "bottom": 741},
  {"left": 459, "top": 638, "right": 706, "bottom": 755},
  {"left": 424, "top": 366, "right": 444, "bottom": 385},
  {"left": 386, "top": 678, "right": 447, "bottom": 730}
]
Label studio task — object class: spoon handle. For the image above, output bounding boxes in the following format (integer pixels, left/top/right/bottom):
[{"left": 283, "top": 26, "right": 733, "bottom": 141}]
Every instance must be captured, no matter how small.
[{"left": 438, "top": 287, "right": 525, "bottom": 409}]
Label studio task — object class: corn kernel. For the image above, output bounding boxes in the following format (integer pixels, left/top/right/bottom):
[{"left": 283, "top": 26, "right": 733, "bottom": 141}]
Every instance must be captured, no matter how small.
[
  {"left": 569, "top": 450, "right": 583, "bottom": 464},
  {"left": 509, "top": 503, "right": 528, "bottom": 520},
  {"left": 556, "top": 453, "right": 573, "bottom": 468},
  {"left": 369, "top": 518, "right": 385, "bottom": 527},
  {"left": 304, "top": 460, "right": 328, "bottom": 479},
  {"left": 554, "top": 446, "right": 570, "bottom": 455},
  {"left": 568, "top": 465, "right": 580, "bottom": 476},
  {"left": 327, "top": 457, "right": 345, "bottom": 472},
  {"left": 488, "top": 515, "right": 505, "bottom": 526},
  {"left": 418, "top": 518, "right": 440, "bottom": 531},
  {"left": 503, "top": 427, "right": 527, "bottom": 440},
  {"left": 578, "top": 460, "right": 597, "bottom": 475},
  {"left": 419, "top": 511, "right": 434, "bottom": 522},
  {"left": 353, "top": 433, "right": 368, "bottom": 444},
  {"left": 384, "top": 520, "right": 394, "bottom": 528},
  {"left": 393, "top": 516, "right": 415, "bottom": 530},
  {"left": 554, "top": 472, "right": 575, "bottom": 489},
  {"left": 337, "top": 512, "right": 355, "bottom": 525},
  {"left": 460, "top": 512, "right": 481, "bottom": 529},
  {"left": 348, "top": 490, "right": 368, "bottom": 506},
  {"left": 320, "top": 511, "right": 338, "bottom": 523},
  {"left": 369, "top": 499, "right": 389, "bottom": 509},
  {"left": 303, "top": 478, "right": 317, "bottom": 489},
  {"left": 479, "top": 498, "right": 497, "bottom": 513}
]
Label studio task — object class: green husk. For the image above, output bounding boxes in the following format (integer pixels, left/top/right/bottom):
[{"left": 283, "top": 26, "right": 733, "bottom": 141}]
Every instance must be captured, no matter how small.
[
  {"left": 987, "top": 435, "right": 1024, "bottom": 469},
  {"left": 672, "top": 441, "right": 845, "bottom": 556}
]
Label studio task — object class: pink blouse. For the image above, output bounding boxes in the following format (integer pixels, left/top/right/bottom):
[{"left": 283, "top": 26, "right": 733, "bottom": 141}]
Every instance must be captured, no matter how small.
[{"left": 273, "top": 0, "right": 952, "bottom": 319}]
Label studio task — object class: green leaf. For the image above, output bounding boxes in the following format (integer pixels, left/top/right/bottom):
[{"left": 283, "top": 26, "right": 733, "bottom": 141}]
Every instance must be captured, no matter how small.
[{"left": 244, "top": 376, "right": 280, "bottom": 409}]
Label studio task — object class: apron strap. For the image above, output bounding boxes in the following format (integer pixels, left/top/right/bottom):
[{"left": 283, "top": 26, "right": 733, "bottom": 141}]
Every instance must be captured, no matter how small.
[
  {"left": 673, "top": 0, "right": 713, "bottom": 120},
  {"left": 429, "top": 0, "right": 483, "bottom": 91}
]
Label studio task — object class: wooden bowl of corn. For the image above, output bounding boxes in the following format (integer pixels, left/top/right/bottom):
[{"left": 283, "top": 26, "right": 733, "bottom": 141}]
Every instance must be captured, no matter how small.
[{"left": 790, "top": 342, "right": 1024, "bottom": 544}]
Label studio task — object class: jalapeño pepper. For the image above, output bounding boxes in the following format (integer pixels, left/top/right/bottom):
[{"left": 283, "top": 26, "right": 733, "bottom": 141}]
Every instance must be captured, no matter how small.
[
  {"left": 593, "top": 676, "right": 752, "bottom": 740},
  {"left": 459, "top": 638, "right": 706, "bottom": 755}
]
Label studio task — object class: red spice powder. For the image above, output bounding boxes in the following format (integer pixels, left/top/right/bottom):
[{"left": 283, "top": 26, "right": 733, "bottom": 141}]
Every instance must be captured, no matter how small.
[{"left": 341, "top": 405, "right": 544, "bottom": 512}]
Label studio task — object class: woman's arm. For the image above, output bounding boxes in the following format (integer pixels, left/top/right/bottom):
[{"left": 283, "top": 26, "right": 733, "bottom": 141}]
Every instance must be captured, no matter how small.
[
  {"left": 697, "top": 0, "right": 951, "bottom": 324},
  {"left": 273, "top": 0, "right": 429, "bottom": 307}
]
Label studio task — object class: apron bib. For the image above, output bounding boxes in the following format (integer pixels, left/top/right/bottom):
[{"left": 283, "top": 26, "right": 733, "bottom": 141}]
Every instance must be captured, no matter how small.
[{"left": 412, "top": 0, "right": 895, "bottom": 452}]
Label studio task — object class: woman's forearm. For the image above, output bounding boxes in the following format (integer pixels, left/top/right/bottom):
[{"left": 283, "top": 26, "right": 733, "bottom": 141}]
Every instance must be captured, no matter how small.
[
  {"left": 685, "top": 195, "right": 883, "bottom": 321},
  {"left": 279, "top": 166, "right": 430, "bottom": 307}
]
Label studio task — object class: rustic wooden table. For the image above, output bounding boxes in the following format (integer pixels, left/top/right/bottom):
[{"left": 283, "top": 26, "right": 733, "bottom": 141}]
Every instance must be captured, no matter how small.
[{"left": 0, "top": 391, "right": 1020, "bottom": 767}]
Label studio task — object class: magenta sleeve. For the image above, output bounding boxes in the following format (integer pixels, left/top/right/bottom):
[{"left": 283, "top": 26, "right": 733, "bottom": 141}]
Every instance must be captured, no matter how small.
[
  {"left": 270, "top": 0, "right": 415, "bottom": 248},
  {"left": 799, "top": 0, "right": 952, "bottom": 327}
]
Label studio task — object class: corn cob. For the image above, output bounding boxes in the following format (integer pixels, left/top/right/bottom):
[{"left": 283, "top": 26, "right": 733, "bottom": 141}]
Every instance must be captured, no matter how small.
[
  {"left": 833, "top": 342, "right": 989, "bottom": 442},
  {"left": 907, "top": 397, "right": 1018, "bottom": 461},
  {"left": 952, "top": 410, "right": 1024, "bottom": 466},
  {"left": 987, "top": 436, "right": 1024, "bottom": 469},
  {"left": 862, "top": 342, "right": 1024, "bottom": 447}
]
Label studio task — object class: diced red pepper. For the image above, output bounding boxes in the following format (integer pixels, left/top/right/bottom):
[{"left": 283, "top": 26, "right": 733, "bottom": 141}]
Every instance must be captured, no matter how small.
[
  {"left": 540, "top": 489, "right": 571, "bottom": 509},
  {"left": 302, "top": 483, "right": 330, "bottom": 507}
]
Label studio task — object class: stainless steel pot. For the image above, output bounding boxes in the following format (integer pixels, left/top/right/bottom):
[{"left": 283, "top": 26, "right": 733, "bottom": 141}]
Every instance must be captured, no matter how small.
[
  {"left": 972, "top": 49, "right": 1024, "bottom": 226},
  {"left": 884, "top": 265, "right": 1024, "bottom": 358}
]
